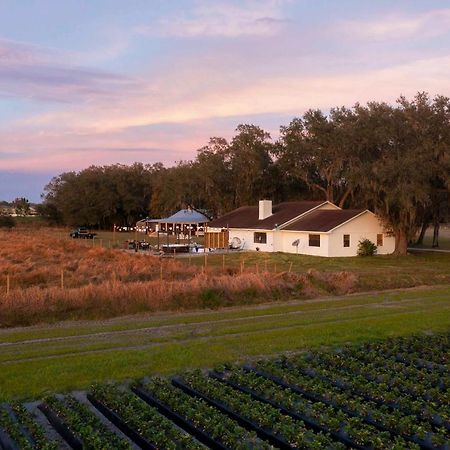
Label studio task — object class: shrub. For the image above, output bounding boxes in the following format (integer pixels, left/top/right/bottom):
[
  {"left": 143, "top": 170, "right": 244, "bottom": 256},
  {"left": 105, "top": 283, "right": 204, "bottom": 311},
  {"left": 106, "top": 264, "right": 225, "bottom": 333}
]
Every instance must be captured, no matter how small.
[
  {"left": 199, "top": 288, "right": 224, "bottom": 308},
  {"left": 357, "top": 238, "right": 377, "bottom": 256},
  {"left": 0, "top": 215, "right": 16, "bottom": 228}
]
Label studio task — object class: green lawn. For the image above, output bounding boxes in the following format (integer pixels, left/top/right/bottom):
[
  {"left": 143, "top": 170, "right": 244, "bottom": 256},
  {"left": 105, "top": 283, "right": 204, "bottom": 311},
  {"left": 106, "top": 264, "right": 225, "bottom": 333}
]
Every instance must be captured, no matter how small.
[
  {"left": 1, "top": 284, "right": 449, "bottom": 401},
  {"left": 181, "top": 250, "right": 450, "bottom": 291}
]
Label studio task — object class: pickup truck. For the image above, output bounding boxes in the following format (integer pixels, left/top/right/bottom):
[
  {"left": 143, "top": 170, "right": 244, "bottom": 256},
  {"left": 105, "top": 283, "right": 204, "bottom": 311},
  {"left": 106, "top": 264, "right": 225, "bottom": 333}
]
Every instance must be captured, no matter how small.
[{"left": 69, "top": 227, "right": 97, "bottom": 239}]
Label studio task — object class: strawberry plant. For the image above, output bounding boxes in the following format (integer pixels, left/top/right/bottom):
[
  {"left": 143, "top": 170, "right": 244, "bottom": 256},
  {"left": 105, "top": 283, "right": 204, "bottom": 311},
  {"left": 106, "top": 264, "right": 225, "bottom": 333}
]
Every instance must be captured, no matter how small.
[
  {"left": 43, "top": 395, "right": 131, "bottom": 450},
  {"left": 0, "top": 404, "right": 58, "bottom": 450},
  {"left": 90, "top": 383, "right": 204, "bottom": 449},
  {"left": 181, "top": 370, "right": 345, "bottom": 449},
  {"left": 254, "top": 359, "right": 449, "bottom": 446},
  {"left": 141, "top": 377, "right": 272, "bottom": 449},
  {"left": 221, "top": 367, "right": 414, "bottom": 449}
]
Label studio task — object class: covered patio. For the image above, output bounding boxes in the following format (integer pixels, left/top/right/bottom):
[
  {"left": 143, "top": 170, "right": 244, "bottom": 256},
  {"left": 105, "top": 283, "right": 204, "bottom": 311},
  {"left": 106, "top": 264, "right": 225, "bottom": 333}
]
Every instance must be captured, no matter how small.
[{"left": 140, "top": 208, "right": 210, "bottom": 251}]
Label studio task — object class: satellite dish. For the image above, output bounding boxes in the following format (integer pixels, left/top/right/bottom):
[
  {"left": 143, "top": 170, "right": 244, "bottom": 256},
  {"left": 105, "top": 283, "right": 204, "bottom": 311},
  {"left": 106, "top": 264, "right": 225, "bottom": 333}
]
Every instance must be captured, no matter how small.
[
  {"left": 230, "top": 237, "right": 242, "bottom": 249},
  {"left": 292, "top": 239, "right": 300, "bottom": 247}
]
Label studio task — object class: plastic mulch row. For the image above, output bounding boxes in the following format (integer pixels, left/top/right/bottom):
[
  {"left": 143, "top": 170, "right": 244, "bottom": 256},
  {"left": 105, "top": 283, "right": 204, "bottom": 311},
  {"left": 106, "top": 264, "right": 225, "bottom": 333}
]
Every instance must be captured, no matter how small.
[
  {"left": 243, "top": 366, "right": 346, "bottom": 411},
  {"left": 86, "top": 394, "right": 157, "bottom": 450},
  {"left": 38, "top": 404, "right": 83, "bottom": 450},
  {"left": 0, "top": 405, "right": 31, "bottom": 450},
  {"left": 244, "top": 364, "right": 396, "bottom": 433},
  {"left": 282, "top": 363, "right": 432, "bottom": 418},
  {"left": 394, "top": 353, "right": 448, "bottom": 373},
  {"left": 306, "top": 361, "right": 446, "bottom": 402},
  {"left": 247, "top": 367, "right": 444, "bottom": 450},
  {"left": 291, "top": 362, "right": 450, "bottom": 434},
  {"left": 132, "top": 385, "right": 228, "bottom": 450},
  {"left": 431, "top": 415, "right": 450, "bottom": 433},
  {"left": 4, "top": 405, "right": 37, "bottom": 449},
  {"left": 171, "top": 377, "right": 293, "bottom": 450},
  {"left": 0, "top": 428, "right": 21, "bottom": 450},
  {"left": 336, "top": 356, "right": 448, "bottom": 391},
  {"left": 210, "top": 371, "right": 367, "bottom": 450}
]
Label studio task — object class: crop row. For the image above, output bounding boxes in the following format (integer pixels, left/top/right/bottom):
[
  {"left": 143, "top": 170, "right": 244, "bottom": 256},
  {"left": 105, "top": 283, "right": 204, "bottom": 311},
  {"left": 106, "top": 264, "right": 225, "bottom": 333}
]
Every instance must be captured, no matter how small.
[
  {"left": 284, "top": 354, "right": 450, "bottom": 425},
  {"left": 138, "top": 377, "right": 272, "bottom": 449},
  {"left": 180, "top": 370, "right": 346, "bottom": 449},
  {"left": 40, "top": 395, "right": 131, "bottom": 449},
  {"left": 89, "top": 383, "right": 205, "bottom": 449},
  {"left": 298, "top": 351, "right": 448, "bottom": 404},
  {"left": 309, "top": 349, "right": 449, "bottom": 392},
  {"left": 216, "top": 366, "right": 414, "bottom": 449},
  {"left": 0, "top": 403, "right": 58, "bottom": 450},
  {"left": 354, "top": 334, "right": 450, "bottom": 368},
  {"left": 253, "top": 359, "right": 450, "bottom": 448}
]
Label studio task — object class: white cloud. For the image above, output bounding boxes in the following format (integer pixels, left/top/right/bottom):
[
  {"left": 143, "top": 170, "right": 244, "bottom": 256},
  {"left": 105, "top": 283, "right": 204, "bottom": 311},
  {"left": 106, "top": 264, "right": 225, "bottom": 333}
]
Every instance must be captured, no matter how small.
[
  {"left": 0, "top": 39, "right": 142, "bottom": 104},
  {"left": 137, "top": 0, "right": 289, "bottom": 38}
]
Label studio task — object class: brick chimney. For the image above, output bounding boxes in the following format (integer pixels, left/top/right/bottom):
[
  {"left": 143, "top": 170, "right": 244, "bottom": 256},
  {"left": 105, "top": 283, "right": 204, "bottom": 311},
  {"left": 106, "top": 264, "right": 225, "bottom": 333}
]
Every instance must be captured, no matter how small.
[{"left": 259, "top": 200, "right": 272, "bottom": 220}]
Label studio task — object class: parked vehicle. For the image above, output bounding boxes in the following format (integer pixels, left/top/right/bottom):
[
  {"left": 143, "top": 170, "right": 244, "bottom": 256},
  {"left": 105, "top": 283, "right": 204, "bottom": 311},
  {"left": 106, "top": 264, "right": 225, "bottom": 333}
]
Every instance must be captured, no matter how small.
[
  {"left": 69, "top": 227, "right": 97, "bottom": 239},
  {"left": 126, "top": 240, "right": 150, "bottom": 250},
  {"left": 116, "top": 226, "right": 135, "bottom": 232}
]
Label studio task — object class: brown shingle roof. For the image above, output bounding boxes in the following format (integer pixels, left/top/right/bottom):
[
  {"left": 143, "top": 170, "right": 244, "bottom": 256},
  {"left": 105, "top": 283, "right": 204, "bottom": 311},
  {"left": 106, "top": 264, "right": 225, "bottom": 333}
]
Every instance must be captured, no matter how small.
[
  {"left": 284, "top": 209, "right": 365, "bottom": 232},
  {"left": 208, "top": 201, "right": 326, "bottom": 229}
]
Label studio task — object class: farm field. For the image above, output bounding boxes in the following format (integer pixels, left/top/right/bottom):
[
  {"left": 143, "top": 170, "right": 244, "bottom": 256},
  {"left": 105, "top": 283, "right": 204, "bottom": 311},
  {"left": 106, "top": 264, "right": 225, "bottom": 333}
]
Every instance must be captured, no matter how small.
[
  {"left": 0, "top": 284, "right": 449, "bottom": 401},
  {"left": 0, "top": 332, "right": 449, "bottom": 449}
]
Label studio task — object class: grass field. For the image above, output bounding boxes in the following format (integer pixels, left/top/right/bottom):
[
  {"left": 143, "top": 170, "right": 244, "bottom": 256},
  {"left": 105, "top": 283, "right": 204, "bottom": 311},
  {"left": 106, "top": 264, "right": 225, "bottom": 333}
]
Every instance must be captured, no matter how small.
[
  {"left": 3, "top": 227, "right": 450, "bottom": 328},
  {"left": 1, "top": 284, "right": 449, "bottom": 401},
  {"left": 183, "top": 249, "right": 450, "bottom": 291}
]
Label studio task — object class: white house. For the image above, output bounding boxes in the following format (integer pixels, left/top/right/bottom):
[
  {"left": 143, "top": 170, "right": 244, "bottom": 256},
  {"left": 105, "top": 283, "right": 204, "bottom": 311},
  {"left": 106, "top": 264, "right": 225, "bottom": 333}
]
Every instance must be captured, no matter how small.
[{"left": 207, "top": 200, "right": 395, "bottom": 257}]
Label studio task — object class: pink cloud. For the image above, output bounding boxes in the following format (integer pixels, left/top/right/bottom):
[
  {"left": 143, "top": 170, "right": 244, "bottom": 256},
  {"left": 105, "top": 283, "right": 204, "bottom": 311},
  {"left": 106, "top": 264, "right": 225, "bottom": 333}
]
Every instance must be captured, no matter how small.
[
  {"left": 16, "top": 54, "right": 450, "bottom": 131},
  {"left": 2, "top": 5, "right": 450, "bottom": 177},
  {"left": 2, "top": 52, "right": 450, "bottom": 174},
  {"left": 341, "top": 8, "right": 450, "bottom": 41}
]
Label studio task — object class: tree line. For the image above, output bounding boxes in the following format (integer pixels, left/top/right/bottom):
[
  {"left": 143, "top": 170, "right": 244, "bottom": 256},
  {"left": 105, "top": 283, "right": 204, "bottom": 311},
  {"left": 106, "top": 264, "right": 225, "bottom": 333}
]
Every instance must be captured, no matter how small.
[{"left": 39, "top": 92, "right": 450, "bottom": 255}]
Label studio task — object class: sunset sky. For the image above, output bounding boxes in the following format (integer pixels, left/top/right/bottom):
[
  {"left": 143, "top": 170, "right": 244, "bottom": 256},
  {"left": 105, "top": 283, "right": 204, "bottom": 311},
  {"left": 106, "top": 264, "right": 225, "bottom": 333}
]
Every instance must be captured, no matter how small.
[{"left": 1, "top": 0, "right": 450, "bottom": 201}]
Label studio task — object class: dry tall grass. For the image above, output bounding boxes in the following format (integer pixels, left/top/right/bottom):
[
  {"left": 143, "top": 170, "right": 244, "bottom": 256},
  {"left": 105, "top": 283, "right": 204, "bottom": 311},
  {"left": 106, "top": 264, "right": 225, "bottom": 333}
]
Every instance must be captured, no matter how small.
[
  {"left": 0, "top": 229, "right": 322, "bottom": 327},
  {"left": 0, "top": 229, "right": 192, "bottom": 289}
]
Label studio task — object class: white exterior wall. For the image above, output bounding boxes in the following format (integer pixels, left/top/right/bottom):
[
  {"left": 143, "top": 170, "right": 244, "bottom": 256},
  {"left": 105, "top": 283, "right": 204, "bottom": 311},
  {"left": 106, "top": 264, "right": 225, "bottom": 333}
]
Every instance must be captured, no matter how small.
[
  {"left": 227, "top": 229, "right": 275, "bottom": 252},
  {"left": 277, "top": 231, "right": 330, "bottom": 256},
  {"left": 227, "top": 229, "right": 330, "bottom": 256},
  {"left": 327, "top": 212, "right": 395, "bottom": 257}
]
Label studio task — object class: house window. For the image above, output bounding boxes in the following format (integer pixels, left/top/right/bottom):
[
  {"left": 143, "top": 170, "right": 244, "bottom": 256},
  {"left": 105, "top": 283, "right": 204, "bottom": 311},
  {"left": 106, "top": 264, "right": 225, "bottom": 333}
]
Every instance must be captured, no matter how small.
[
  {"left": 377, "top": 234, "right": 383, "bottom": 246},
  {"left": 309, "top": 234, "right": 320, "bottom": 247},
  {"left": 343, "top": 234, "right": 350, "bottom": 247},
  {"left": 254, "top": 232, "right": 267, "bottom": 244}
]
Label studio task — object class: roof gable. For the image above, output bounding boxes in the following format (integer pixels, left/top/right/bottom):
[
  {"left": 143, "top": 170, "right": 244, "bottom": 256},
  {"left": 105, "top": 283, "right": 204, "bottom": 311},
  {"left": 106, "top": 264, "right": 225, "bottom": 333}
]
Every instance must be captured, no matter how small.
[
  {"left": 166, "top": 209, "right": 209, "bottom": 223},
  {"left": 284, "top": 209, "right": 366, "bottom": 232},
  {"left": 147, "top": 209, "right": 209, "bottom": 224}
]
